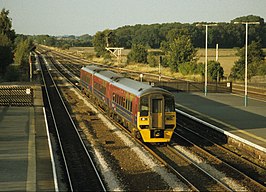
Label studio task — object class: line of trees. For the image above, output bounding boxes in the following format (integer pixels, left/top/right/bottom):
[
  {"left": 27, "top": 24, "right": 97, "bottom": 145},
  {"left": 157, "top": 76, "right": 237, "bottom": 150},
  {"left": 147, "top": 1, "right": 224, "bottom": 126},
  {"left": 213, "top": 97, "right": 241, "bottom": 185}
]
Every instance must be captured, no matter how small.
[
  {"left": 94, "top": 15, "right": 266, "bottom": 49},
  {"left": 231, "top": 41, "right": 266, "bottom": 80},
  {"left": 32, "top": 34, "right": 93, "bottom": 49},
  {"left": 0, "top": 9, "right": 35, "bottom": 81},
  {"left": 0, "top": 9, "right": 15, "bottom": 76},
  {"left": 2, "top": 8, "right": 264, "bottom": 82},
  {"left": 93, "top": 15, "right": 265, "bottom": 81}
]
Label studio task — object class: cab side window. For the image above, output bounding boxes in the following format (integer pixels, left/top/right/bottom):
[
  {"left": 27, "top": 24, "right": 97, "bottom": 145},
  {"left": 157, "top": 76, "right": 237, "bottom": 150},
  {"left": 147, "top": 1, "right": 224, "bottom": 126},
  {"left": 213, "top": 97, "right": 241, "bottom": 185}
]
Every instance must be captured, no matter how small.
[
  {"left": 140, "top": 96, "right": 149, "bottom": 116},
  {"left": 164, "top": 96, "right": 174, "bottom": 112}
]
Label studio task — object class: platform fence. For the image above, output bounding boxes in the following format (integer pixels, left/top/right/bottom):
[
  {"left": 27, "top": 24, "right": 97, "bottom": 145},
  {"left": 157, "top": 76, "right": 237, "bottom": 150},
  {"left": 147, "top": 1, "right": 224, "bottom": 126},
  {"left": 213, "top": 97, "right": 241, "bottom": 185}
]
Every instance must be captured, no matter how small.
[
  {"left": 154, "top": 81, "right": 232, "bottom": 93},
  {"left": 0, "top": 86, "right": 34, "bottom": 106}
]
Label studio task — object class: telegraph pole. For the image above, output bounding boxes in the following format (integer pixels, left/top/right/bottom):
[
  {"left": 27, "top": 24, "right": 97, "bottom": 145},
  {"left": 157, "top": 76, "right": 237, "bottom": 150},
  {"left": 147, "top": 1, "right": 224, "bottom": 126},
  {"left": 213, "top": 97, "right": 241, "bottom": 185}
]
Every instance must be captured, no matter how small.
[
  {"left": 234, "top": 21, "right": 260, "bottom": 106},
  {"left": 196, "top": 23, "right": 217, "bottom": 96}
]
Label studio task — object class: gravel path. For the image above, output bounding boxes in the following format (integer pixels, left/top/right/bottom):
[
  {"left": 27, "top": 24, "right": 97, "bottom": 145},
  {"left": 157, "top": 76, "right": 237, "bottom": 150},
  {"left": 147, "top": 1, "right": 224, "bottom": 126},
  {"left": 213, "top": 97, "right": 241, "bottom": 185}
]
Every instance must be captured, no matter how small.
[{"left": 59, "top": 83, "right": 190, "bottom": 191}]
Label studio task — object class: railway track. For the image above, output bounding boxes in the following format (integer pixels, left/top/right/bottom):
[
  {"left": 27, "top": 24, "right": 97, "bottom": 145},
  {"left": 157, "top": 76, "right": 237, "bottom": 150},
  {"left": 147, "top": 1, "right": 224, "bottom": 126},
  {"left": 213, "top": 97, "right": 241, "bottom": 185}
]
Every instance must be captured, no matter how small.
[
  {"left": 149, "top": 144, "right": 232, "bottom": 191},
  {"left": 173, "top": 128, "right": 266, "bottom": 191},
  {"left": 38, "top": 45, "right": 176, "bottom": 82},
  {"left": 39, "top": 51, "right": 195, "bottom": 191},
  {"left": 46, "top": 56, "right": 199, "bottom": 191},
  {"left": 39, "top": 53, "right": 106, "bottom": 191},
  {"left": 39, "top": 45, "right": 266, "bottom": 101},
  {"left": 36, "top": 46, "right": 266, "bottom": 191}
]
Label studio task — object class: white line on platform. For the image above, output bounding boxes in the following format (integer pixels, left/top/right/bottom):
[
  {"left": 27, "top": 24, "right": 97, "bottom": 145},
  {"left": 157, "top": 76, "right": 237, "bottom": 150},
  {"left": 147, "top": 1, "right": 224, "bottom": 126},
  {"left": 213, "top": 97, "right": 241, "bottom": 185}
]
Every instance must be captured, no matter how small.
[
  {"left": 176, "top": 108, "right": 266, "bottom": 153},
  {"left": 26, "top": 107, "right": 36, "bottom": 191},
  {"left": 43, "top": 107, "right": 59, "bottom": 192}
]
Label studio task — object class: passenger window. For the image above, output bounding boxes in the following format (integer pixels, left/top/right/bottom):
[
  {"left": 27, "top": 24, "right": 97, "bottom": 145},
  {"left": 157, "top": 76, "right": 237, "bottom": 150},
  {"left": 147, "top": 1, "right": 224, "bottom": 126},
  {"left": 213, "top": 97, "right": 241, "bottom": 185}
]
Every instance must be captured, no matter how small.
[
  {"left": 130, "top": 101, "right": 132, "bottom": 112},
  {"left": 123, "top": 97, "right": 126, "bottom": 107}
]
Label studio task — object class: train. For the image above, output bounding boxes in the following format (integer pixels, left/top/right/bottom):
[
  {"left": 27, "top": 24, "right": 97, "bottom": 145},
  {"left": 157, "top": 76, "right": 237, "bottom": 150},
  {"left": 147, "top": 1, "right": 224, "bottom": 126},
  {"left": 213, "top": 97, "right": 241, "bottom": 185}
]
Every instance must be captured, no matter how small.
[{"left": 80, "top": 65, "right": 176, "bottom": 143}]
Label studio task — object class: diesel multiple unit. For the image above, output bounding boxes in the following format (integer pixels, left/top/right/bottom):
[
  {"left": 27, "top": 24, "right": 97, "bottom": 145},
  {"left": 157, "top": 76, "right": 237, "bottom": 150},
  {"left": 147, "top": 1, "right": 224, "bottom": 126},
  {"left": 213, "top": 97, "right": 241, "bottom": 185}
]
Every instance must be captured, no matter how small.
[{"left": 80, "top": 65, "right": 176, "bottom": 142}]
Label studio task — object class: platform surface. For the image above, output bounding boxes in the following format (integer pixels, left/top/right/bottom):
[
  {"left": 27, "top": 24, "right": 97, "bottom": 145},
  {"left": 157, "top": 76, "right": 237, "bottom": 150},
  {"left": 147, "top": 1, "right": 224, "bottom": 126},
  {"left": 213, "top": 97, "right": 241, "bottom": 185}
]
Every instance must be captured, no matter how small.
[
  {"left": 0, "top": 106, "right": 55, "bottom": 191},
  {"left": 174, "top": 92, "right": 266, "bottom": 149}
]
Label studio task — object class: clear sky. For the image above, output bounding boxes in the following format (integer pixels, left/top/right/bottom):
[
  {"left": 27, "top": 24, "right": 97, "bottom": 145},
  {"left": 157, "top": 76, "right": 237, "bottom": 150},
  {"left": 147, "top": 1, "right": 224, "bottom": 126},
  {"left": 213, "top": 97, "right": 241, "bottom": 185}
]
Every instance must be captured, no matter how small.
[{"left": 1, "top": 0, "right": 265, "bottom": 36}]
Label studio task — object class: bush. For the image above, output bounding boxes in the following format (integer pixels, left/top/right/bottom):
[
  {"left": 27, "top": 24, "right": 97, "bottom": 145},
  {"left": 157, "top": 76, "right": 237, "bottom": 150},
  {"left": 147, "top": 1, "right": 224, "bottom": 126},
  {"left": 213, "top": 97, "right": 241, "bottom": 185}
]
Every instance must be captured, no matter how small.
[
  {"left": 4, "top": 65, "right": 20, "bottom": 81},
  {"left": 231, "top": 41, "right": 264, "bottom": 80},
  {"left": 196, "top": 62, "right": 205, "bottom": 76},
  {"left": 147, "top": 55, "right": 158, "bottom": 67},
  {"left": 207, "top": 60, "right": 224, "bottom": 81},
  {"left": 61, "top": 44, "right": 70, "bottom": 50},
  {"left": 161, "top": 35, "right": 196, "bottom": 72},
  {"left": 178, "top": 62, "right": 198, "bottom": 75},
  {"left": 258, "top": 62, "right": 266, "bottom": 75},
  {"left": 127, "top": 43, "right": 148, "bottom": 63}
]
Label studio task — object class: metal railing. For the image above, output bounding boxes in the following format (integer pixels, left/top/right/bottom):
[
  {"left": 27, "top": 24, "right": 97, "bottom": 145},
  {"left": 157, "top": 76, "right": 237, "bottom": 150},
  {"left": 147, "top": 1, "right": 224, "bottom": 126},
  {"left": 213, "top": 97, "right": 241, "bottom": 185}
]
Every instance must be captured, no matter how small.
[
  {"left": 155, "top": 81, "right": 232, "bottom": 93},
  {"left": 0, "top": 86, "right": 34, "bottom": 106}
]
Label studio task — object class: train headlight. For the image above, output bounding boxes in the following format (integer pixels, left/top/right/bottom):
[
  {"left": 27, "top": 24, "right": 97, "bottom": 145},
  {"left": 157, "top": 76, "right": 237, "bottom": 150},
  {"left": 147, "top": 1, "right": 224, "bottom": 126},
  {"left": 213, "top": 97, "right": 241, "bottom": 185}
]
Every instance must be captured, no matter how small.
[
  {"left": 141, "top": 117, "right": 148, "bottom": 121},
  {"left": 166, "top": 115, "right": 174, "bottom": 120}
]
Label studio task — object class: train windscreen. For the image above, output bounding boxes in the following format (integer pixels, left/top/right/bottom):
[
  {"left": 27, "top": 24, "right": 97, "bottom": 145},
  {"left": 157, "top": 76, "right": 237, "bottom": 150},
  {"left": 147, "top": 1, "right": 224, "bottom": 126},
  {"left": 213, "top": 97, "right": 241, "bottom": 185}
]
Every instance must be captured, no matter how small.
[
  {"left": 164, "top": 95, "right": 175, "bottom": 112},
  {"left": 140, "top": 96, "right": 149, "bottom": 116}
]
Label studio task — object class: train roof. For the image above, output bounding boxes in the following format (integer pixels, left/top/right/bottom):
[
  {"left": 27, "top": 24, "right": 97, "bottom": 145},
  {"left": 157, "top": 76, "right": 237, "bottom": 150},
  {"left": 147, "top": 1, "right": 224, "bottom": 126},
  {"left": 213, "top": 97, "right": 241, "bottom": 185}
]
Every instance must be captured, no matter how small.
[
  {"left": 82, "top": 65, "right": 123, "bottom": 82},
  {"left": 97, "top": 70, "right": 123, "bottom": 82},
  {"left": 113, "top": 78, "right": 172, "bottom": 97},
  {"left": 81, "top": 65, "right": 172, "bottom": 97},
  {"left": 82, "top": 65, "right": 102, "bottom": 73},
  {"left": 112, "top": 77, "right": 152, "bottom": 96}
]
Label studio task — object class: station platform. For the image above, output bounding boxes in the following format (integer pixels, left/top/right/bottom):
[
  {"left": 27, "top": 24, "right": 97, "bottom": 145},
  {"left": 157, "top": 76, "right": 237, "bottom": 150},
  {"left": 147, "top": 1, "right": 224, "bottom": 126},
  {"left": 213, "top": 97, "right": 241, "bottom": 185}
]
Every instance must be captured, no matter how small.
[
  {"left": 0, "top": 106, "right": 55, "bottom": 191},
  {"left": 174, "top": 92, "right": 266, "bottom": 152}
]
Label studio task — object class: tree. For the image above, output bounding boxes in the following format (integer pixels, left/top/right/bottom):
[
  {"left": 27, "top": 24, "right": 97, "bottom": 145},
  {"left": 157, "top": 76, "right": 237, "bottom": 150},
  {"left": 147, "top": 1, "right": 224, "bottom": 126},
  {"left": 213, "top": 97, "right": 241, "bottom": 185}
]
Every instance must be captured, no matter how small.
[
  {"left": 257, "top": 62, "right": 266, "bottom": 75},
  {"left": 207, "top": 60, "right": 224, "bottom": 81},
  {"left": 14, "top": 39, "right": 30, "bottom": 65},
  {"left": 92, "top": 30, "right": 116, "bottom": 57},
  {"left": 147, "top": 55, "right": 158, "bottom": 67},
  {"left": 178, "top": 62, "right": 198, "bottom": 75},
  {"left": 0, "top": 8, "right": 15, "bottom": 42},
  {"left": 131, "top": 25, "right": 161, "bottom": 48},
  {"left": 93, "top": 31, "right": 106, "bottom": 57},
  {"left": 161, "top": 35, "right": 196, "bottom": 72},
  {"left": 0, "top": 34, "right": 13, "bottom": 74},
  {"left": 114, "top": 26, "right": 133, "bottom": 48},
  {"left": 0, "top": 9, "right": 15, "bottom": 75},
  {"left": 4, "top": 65, "right": 20, "bottom": 81},
  {"left": 231, "top": 15, "right": 264, "bottom": 24},
  {"left": 230, "top": 41, "right": 265, "bottom": 80},
  {"left": 14, "top": 38, "right": 34, "bottom": 80},
  {"left": 231, "top": 15, "right": 264, "bottom": 46},
  {"left": 127, "top": 43, "right": 148, "bottom": 63}
]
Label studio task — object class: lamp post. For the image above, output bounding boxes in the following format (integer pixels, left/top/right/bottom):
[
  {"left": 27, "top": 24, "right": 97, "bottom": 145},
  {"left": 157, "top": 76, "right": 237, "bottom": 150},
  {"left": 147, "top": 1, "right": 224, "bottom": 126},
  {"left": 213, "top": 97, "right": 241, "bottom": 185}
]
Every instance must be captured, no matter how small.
[
  {"left": 196, "top": 23, "right": 217, "bottom": 96},
  {"left": 234, "top": 21, "right": 260, "bottom": 106}
]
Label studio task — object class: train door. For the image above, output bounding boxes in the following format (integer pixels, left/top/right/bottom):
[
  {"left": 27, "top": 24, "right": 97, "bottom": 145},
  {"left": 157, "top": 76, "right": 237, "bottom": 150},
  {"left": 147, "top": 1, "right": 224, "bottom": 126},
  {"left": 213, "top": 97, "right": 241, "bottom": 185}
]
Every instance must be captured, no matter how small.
[{"left": 151, "top": 97, "right": 164, "bottom": 129}]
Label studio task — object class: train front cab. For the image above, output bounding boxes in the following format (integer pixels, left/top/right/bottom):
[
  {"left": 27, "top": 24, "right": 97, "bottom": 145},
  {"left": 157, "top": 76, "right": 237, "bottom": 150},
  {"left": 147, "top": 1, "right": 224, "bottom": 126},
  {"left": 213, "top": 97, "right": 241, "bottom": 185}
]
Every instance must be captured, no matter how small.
[{"left": 137, "top": 92, "right": 176, "bottom": 143}]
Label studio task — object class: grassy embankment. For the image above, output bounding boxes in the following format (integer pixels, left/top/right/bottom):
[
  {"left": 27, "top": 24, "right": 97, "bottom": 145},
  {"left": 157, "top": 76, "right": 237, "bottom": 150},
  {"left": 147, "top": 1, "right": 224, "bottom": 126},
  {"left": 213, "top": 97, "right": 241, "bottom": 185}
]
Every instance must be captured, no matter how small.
[{"left": 61, "top": 47, "right": 240, "bottom": 81}]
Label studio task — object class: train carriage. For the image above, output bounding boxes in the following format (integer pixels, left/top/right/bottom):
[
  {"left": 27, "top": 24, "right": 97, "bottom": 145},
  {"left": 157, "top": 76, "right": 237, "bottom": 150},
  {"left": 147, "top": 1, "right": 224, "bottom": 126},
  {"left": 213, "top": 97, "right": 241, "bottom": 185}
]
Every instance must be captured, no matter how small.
[
  {"left": 80, "top": 65, "right": 176, "bottom": 143},
  {"left": 80, "top": 65, "right": 95, "bottom": 92}
]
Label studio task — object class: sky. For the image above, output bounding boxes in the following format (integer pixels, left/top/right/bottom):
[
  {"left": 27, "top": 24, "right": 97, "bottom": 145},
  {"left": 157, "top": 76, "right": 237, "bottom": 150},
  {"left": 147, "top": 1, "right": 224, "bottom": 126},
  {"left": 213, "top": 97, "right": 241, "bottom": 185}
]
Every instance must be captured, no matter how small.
[{"left": 1, "top": 0, "right": 266, "bottom": 36}]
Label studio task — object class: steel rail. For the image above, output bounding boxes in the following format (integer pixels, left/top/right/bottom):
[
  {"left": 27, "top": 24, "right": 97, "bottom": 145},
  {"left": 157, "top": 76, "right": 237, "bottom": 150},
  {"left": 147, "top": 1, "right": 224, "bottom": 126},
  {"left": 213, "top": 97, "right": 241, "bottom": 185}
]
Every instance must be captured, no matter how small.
[
  {"left": 50, "top": 51, "right": 224, "bottom": 191},
  {"left": 44, "top": 54, "right": 107, "bottom": 191},
  {"left": 164, "top": 145, "right": 233, "bottom": 191},
  {"left": 173, "top": 130, "right": 266, "bottom": 191},
  {"left": 40, "top": 46, "right": 266, "bottom": 191},
  {"left": 43, "top": 47, "right": 200, "bottom": 191},
  {"left": 39, "top": 54, "right": 73, "bottom": 191},
  {"left": 39, "top": 53, "right": 106, "bottom": 191},
  {"left": 38, "top": 45, "right": 265, "bottom": 99}
]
